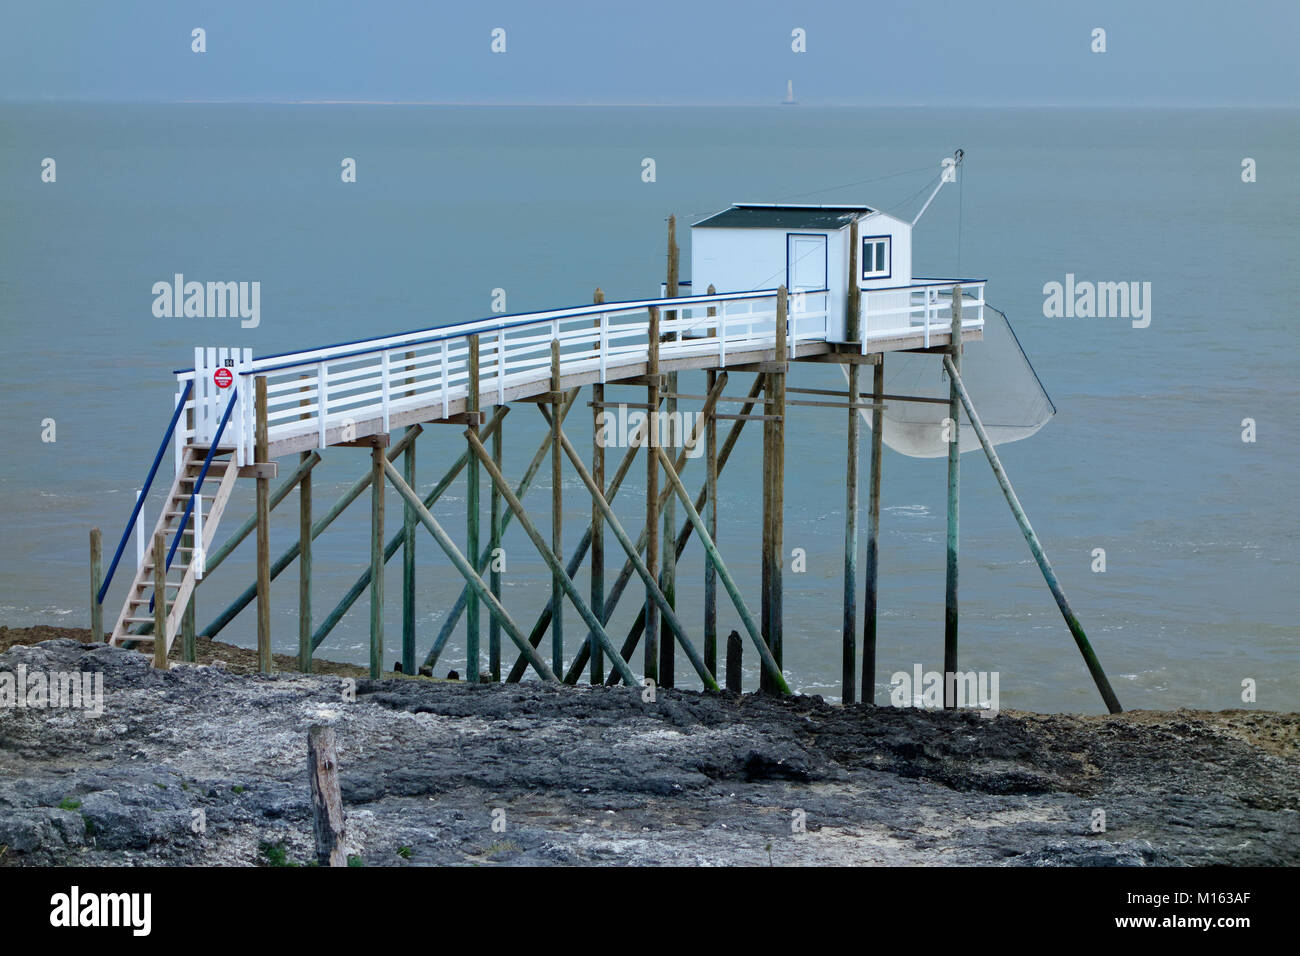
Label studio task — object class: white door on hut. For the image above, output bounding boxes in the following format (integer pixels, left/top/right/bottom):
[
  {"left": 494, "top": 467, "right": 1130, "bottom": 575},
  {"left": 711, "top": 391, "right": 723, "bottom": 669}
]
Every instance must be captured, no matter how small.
[{"left": 786, "top": 233, "right": 827, "bottom": 292}]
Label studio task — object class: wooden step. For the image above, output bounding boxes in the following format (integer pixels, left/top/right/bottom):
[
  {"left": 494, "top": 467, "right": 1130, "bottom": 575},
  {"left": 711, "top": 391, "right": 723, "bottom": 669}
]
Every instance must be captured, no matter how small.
[{"left": 131, "top": 577, "right": 186, "bottom": 592}]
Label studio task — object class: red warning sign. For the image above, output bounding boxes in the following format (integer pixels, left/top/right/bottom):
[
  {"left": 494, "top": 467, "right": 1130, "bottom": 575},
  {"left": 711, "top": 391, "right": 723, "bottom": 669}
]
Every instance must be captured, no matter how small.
[{"left": 214, "top": 368, "right": 233, "bottom": 389}]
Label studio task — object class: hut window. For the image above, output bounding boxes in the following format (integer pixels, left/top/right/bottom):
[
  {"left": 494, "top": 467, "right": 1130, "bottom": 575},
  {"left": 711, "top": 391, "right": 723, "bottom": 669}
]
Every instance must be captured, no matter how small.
[{"left": 862, "top": 237, "right": 891, "bottom": 279}]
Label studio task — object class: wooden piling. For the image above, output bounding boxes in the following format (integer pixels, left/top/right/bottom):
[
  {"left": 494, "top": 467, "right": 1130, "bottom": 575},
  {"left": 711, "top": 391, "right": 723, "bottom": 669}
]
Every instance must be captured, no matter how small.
[
  {"left": 704, "top": 286, "right": 719, "bottom": 678},
  {"left": 944, "top": 288, "right": 961, "bottom": 706},
  {"left": 89, "top": 528, "right": 103, "bottom": 643},
  {"left": 761, "top": 369, "right": 772, "bottom": 694},
  {"left": 843, "top": 225, "right": 862, "bottom": 703},
  {"left": 489, "top": 406, "right": 503, "bottom": 681},
  {"left": 152, "top": 532, "right": 168, "bottom": 670},
  {"left": 725, "top": 630, "right": 742, "bottom": 692},
  {"left": 550, "top": 338, "right": 563, "bottom": 676},
  {"left": 863, "top": 357, "right": 884, "bottom": 704},
  {"left": 760, "top": 288, "right": 788, "bottom": 693},
  {"left": 370, "top": 442, "right": 385, "bottom": 679},
  {"left": 182, "top": 570, "right": 196, "bottom": 662},
  {"left": 300, "top": 376, "right": 313, "bottom": 673},
  {"left": 402, "top": 352, "right": 417, "bottom": 677},
  {"left": 307, "top": 725, "right": 348, "bottom": 867},
  {"left": 255, "top": 375, "right": 272, "bottom": 675},
  {"left": 661, "top": 217, "right": 679, "bottom": 687},
  {"left": 847, "top": 219, "right": 861, "bottom": 341},
  {"left": 660, "top": 370, "right": 677, "bottom": 688},
  {"left": 591, "top": 286, "right": 606, "bottom": 685},
  {"left": 774, "top": 296, "right": 786, "bottom": 676},
  {"left": 843, "top": 362, "right": 860, "bottom": 704},
  {"left": 466, "top": 335, "right": 481, "bottom": 682},
  {"left": 644, "top": 306, "right": 660, "bottom": 684}
]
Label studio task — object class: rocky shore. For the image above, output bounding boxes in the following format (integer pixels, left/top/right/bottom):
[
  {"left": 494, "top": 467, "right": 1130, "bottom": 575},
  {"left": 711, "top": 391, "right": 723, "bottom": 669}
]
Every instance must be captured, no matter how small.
[{"left": 1, "top": 633, "right": 1296, "bottom": 866}]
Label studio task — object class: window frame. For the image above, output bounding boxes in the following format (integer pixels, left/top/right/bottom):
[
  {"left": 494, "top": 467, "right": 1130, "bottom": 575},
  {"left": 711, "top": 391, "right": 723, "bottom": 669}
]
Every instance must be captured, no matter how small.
[{"left": 861, "top": 235, "right": 892, "bottom": 281}]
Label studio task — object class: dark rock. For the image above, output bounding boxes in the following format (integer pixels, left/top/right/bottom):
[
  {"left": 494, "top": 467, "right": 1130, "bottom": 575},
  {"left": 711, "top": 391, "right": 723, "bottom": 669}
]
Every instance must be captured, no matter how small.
[{"left": 0, "top": 639, "right": 1296, "bottom": 866}]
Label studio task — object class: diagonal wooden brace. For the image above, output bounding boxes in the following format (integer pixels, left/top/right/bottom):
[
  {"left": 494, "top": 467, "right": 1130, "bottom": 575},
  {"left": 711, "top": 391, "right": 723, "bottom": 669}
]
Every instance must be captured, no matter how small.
[
  {"left": 654, "top": 443, "right": 790, "bottom": 694},
  {"left": 464, "top": 428, "right": 639, "bottom": 687},
  {"left": 381, "top": 457, "right": 558, "bottom": 683},
  {"left": 554, "top": 426, "right": 719, "bottom": 691}
]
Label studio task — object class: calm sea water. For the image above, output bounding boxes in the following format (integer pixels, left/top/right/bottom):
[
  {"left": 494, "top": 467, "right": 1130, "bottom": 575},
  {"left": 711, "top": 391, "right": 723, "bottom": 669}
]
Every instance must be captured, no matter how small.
[{"left": 1, "top": 104, "right": 1296, "bottom": 713}]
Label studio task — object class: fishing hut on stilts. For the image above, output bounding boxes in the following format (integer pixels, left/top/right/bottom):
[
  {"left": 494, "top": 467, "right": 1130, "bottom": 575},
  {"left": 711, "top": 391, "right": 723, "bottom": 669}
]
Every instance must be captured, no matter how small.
[{"left": 88, "top": 152, "right": 1123, "bottom": 714}]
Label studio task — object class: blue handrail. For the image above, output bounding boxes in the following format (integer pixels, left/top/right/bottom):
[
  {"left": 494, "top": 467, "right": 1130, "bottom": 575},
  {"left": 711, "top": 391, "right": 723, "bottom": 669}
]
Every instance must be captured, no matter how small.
[
  {"left": 98, "top": 381, "right": 193, "bottom": 606},
  {"left": 150, "top": 387, "right": 239, "bottom": 613}
]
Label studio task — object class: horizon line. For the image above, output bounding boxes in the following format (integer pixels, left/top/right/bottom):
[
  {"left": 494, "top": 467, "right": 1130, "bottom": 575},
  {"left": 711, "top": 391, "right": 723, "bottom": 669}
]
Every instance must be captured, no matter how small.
[{"left": 3, "top": 98, "right": 1297, "bottom": 110}]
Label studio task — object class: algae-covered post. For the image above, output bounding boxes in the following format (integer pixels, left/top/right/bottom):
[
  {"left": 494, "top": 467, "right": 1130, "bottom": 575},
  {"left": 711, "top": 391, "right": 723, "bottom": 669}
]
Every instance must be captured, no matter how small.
[
  {"left": 726, "top": 629, "right": 742, "bottom": 692},
  {"left": 550, "top": 338, "right": 564, "bottom": 676},
  {"left": 661, "top": 215, "right": 679, "bottom": 687},
  {"left": 644, "top": 305, "right": 660, "bottom": 685},
  {"left": 402, "top": 351, "right": 417, "bottom": 677},
  {"left": 89, "top": 527, "right": 103, "bottom": 643},
  {"left": 466, "top": 334, "right": 481, "bottom": 681},
  {"left": 760, "top": 287, "right": 788, "bottom": 694},
  {"left": 152, "top": 532, "right": 168, "bottom": 670},
  {"left": 704, "top": 284, "right": 719, "bottom": 678},
  {"left": 842, "top": 221, "right": 862, "bottom": 704},
  {"left": 489, "top": 404, "right": 503, "bottom": 682},
  {"left": 863, "top": 358, "right": 885, "bottom": 704},
  {"left": 255, "top": 375, "right": 271, "bottom": 674},
  {"left": 590, "top": 286, "right": 607, "bottom": 685},
  {"left": 944, "top": 288, "right": 962, "bottom": 707},
  {"left": 300, "top": 374, "right": 313, "bottom": 673},
  {"left": 370, "top": 440, "right": 385, "bottom": 680}
]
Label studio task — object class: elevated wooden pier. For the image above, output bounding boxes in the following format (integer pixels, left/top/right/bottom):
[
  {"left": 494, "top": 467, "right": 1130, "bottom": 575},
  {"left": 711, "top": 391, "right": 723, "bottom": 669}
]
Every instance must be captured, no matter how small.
[{"left": 89, "top": 214, "right": 1121, "bottom": 713}]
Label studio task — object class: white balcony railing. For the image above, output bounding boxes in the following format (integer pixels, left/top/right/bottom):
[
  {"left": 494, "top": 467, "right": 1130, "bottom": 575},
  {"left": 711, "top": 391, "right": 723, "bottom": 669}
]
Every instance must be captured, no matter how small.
[
  {"left": 172, "top": 280, "right": 980, "bottom": 467},
  {"left": 861, "top": 279, "right": 985, "bottom": 348}
]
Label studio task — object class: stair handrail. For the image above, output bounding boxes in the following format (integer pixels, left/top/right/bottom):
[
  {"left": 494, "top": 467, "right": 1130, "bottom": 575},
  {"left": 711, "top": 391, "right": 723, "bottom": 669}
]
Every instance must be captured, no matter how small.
[
  {"left": 98, "top": 380, "right": 193, "bottom": 605},
  {"left": 164, "top": 387, "right": 239, "bottom": 575},
  {"left": 146, "top": 386, "right": 239, "bottom": 616}
]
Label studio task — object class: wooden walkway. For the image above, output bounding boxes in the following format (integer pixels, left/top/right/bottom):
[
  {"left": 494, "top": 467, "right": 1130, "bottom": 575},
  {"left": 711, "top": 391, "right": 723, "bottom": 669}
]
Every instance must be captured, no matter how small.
[{"left": 101, "top": 258, "right": 1156, "bottom": 715}]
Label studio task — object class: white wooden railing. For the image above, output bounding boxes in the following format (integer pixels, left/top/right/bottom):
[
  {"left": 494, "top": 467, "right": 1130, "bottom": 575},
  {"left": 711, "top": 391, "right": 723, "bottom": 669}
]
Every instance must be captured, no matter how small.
[
  {"left": 171, "top": 281, "right": 981, "bottom": 467},
  {"left": 862, "top": 279, "right": 985, "bottom": 347}
]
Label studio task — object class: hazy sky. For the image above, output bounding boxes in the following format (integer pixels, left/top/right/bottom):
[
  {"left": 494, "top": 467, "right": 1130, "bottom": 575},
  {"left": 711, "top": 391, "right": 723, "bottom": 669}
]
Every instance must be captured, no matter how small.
[{"left": 2, "top": 0, "right": 1297, "bottom": 106}]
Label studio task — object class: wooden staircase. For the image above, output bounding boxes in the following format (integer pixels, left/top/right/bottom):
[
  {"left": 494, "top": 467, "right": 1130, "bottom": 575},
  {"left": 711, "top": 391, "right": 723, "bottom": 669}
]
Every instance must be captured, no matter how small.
[{"left": 108, "top": 445, "right": 241, "bottom": 656}]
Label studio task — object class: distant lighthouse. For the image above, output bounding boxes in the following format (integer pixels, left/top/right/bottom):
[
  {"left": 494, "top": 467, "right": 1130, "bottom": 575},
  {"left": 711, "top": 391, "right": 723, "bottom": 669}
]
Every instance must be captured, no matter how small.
[{"left": 782, "top": 80, "right": 798, "bottom": 105}]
